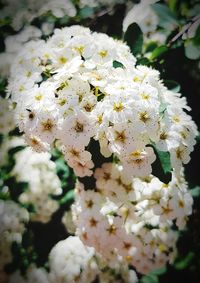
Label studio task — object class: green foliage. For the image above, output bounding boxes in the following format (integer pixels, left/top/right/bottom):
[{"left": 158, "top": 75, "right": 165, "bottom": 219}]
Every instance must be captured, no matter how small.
[
  {"left": 0, "top": 76, "right": 7, "bottom": 97},
  {"left": 113, "top": 60, "right": 124, "bottom": 68},
  {"left": 136, "top": 57, "right": 151, "bottom": 66},
  {"left": 79, "top": 6, "right": 94, "bottom": 19},
  {"left": 174, "top": 252, "right": 195, "bottom": 270},
  {"left": 124, "top": 23, "right": 143, "bottom": 56},
  {"left": 5, "top": 231, "right": 37, "bottom": 275},
  {"left": 145, "top": 42, "right": 158, "bottom": 53},
  {"left": 140, "top": 274, "right": 159, "bottom": 283},
  {"left": 140, "top": 266, "right": 167, "bottom": 283},
  {"left": 190, "top": 186, "right": 200, "bottom": 198},
  {"left": 59, "top": 189, "right": 74, "bottom": 205},
  {"left": 185, "top": 41, "right": 200, "bottom": 60},
  {"left": 150, "top": 144, "right": 172, "bottom": 183},
  {"left": 193, "top": 25, "right": 200, "bottom": 46},
  {"left": 152, "top": 3, "right": 179, "bottom": 30},
  {"left": 164, "top": 80, "right": 181, "bottom": 92},
  {"left": 149, "top": 45, "right": 168, "bottom": 61},
  {"left": 51, "top": 148, "right": 70, "bottom": 188}
]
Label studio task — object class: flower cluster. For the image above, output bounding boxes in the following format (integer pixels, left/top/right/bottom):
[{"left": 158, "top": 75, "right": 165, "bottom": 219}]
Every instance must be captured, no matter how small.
[
  {"left": 8, "top": 236, "right": 138, "bottom": 283},
  {"left": 9, "top": 265, "right": 49, "bottom": 283},
  {"left": 0, "top": 199, "right": 29, "bottom": 280},
  {"left": 73, "top": 162, "right": 193, "bottom": 274},
  {"left": 0, "top": 97, "right": 15, "bottom": 134},
  {"left": 79, "top": 0, "right": 124, "bottom": 8},
  {"left": 49, "top": 236, "right": 138, "bottom": 283},
  {"left": 11, "top": 146, "right": 62, "bottom": 223},
  {"left": 0, "top": 26, "right": 42, "bottom": 78},
  {"left": 123, "top": 0, "right": 167, "bottom": 45},
  {"left": 123, "top": 0, "right": 200, "bottom": 60},
  {"left": 0, "top": 0, "right": 76, "bottom": 31},
  {"left": 49, "top": 236, "right": 98, "bottom": 283},
  {"left": 8, "top": 25, "right": 197, "bottom": 180}
]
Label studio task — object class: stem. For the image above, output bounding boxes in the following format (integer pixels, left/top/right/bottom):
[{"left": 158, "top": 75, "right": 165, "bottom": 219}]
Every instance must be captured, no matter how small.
[{"left": 167, "top": 15, "right": 200, "bottom": 47}]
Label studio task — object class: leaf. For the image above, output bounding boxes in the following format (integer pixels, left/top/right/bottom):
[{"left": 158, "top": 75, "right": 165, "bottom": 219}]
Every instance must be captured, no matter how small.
[
  {"left": 149, "top": 45, "right": 168, "bottom": 60},
  {"left": 79, "top": 6, "right": 94, "bottom": 19},
  {"left": 195, "top": 131, "right": 200, "bottom": 143},
  {"left": 136, "top": 57, "right": 150, "bottom": 66},
  {"left": 113, "top": 60, "right": 124, "bottom": 68},
  {"left": 145, "top": 42, "right": 158, "bottom": 53},
  {"left": 193, "top": 24, "right": 200, "bottom": 46},
  {"left": 152, "top": 3, "right": 179, "bottom": 30},
  {"left": 174, "top": 252, "right": 195, "bottom": 270},
  {"left": 140, "top": 274, "right": 159, "bottom": 283},
  {"left": 168, "top": 0, "right": 178, "bottom": 14},
  {"left": 8, "top": 146, "right": 26, "bottom": 156},
  {"left": 60, "top": 189, "right": 74, "bottom": 205},
  {"left": 149, "top": 145, "right": 172, "bottom": 183},
  {"left": 190, "top": 186, "right": 200, "bottom": 197},
  {"left": 151, "top": 266, "right": 167, "bottom": 275},
  {"left": 164, "top": 80, "right": 180, "bottom": 92},
  {"left": 185, "top": 40, "right": 200, "bottom": 60},
  {"left": 124, "top": 23, "right": 143, "bottom": 56}
]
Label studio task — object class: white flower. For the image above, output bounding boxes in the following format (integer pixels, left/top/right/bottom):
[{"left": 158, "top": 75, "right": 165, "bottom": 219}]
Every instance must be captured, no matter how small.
[
  {"left": 121, "top": 146, "right": 156, "bottom": 178},
  {"left": 123, "top": 0, "right": 159, "bottom": 33},
  {"left": 0, "top": 199, "right": 29, "bottom": 274},
  {"left": 9, "top": 265, "right": 50, "bottom": 283},
  {"left": 8, "top": 25, "right": 197, "bottom": 185},
  {"left": 49, "top": 237, "right": 98, "bottom": 283},
  {"left": 11, "top": 147, "right": 61, "bottom": 223},
  {"left": 59, "top": 110, "right": 94, "bottom": 149}
]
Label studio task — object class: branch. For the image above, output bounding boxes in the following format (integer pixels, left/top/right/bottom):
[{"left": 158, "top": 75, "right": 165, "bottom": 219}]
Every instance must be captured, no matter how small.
[{"left": 167, "top": 15, "right": 200, "bottom": 47}]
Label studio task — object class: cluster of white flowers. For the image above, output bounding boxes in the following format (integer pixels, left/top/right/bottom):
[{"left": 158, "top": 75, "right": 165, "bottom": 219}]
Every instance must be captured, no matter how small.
[
  {"left": 0, "top": 0, "right": 76, "bottom": 31},
  {"left": 79, "top": 0, "right": 124, "bottom": 8},
  {"left": 0, "top": 26, "right": 42, "bottom": 78},
  {"left": 11, "top": 147, "right": 62, "bottom": 223},
  {"left": 49, "top": 236, "right": 138, "bottom": 283},
  {"left": 8, "top": 25, "right": 197, "bottom": 180},
  {"left": 72, "top": 162, "right": 194, "bottom": 274},
  {"left": 7, "top": 236, "right": 138, "bottom": 283},
  {"left": 123, "top": 0, "right": 167, "bottom": 45},
  {"left": 49, "top": 236, "right": 98, "bottom": 283},
  {"left": 9, "top": 265, "right": 50, "bottom": 283},
  {"left": 0, "top": 97, "right": 15, "bottom": 134},
  {"left": 0, "top": 199, "right": 29, "bottom": 279}
]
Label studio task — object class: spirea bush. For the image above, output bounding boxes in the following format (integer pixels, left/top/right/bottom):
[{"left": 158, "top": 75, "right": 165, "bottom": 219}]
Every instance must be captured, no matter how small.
[{"left": 7, "top": 25, "right": 198, "bottom": 275}]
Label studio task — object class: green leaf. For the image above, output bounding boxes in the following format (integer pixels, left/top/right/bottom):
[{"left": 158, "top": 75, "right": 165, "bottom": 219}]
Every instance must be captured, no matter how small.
[
  {"left": 190, "top": 186, "right": 200, "bottom": 197},
  {"left": 59, "top": 15, "right": 70, "bottom": 25},
  {"left": 137, "top": 57, "right": 150, "bottom": 66},
  {"left": 149, "top": 45, "right": 168, "bottom": 60},
  {"left": 164, "top": 80, "right": 180, "bottom": 92},
  {"left": 152, "top": 3, "right": 179, "bottom": 30},
  {"left": 185, "top": 40, "right": 200, "bottom": 60},
  {"left": 195, "top": 131, "right": 200, "bottom": 143},
  {"left": 79, "top": 6, "right": 94, "bottom": 19},
  {"left": 60, "top": 189, "right": 74, "bottom": 205},
  {"left": 145, "top": 42, "right": 158, "bottom": 53},
  {"left": 124, "top": 23, "right": 143, "bottom": 56},
  {"left": 8, "top": 146, "right": 26, "bottom": 156},
  {"left": 168, "top": 0, "right": 178, "bottom": 14},
  {"left": 140, "top": 274, "right": 159, "bottom": 283},
  {"left": 159, "top": 101, "right": 167, "bottom": 117},
  {"left": 113, "top": 60, "right": 124, "bottom": 68},
  {"left": 193, "top": 24, "right": 200, "bottom": 46},
  {"left": 151, "top": 266, "right": 167, "bottom": 275},
  {"left": 149, "top": 145, "right": 172, "bottom": 183},
  {"left": 174, "top": 252, "right": 195, "bottom": 270}
]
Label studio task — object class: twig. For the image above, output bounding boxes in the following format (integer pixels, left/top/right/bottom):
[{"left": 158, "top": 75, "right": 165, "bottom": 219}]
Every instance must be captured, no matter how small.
[{"left": 167, "top": 15, "right": 200, "bottom": 47}]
